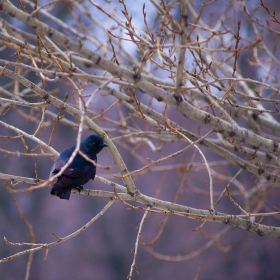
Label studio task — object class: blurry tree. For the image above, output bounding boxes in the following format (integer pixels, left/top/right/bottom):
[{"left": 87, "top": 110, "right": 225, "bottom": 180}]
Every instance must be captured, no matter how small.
[{"left": 0, "top": 0, "right": 280, "bottom": 279}]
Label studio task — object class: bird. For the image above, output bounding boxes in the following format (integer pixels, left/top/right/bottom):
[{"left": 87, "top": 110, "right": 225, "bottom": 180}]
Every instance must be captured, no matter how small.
[{"left": 49, "top": 134, "right": 108, "bottom": 200}]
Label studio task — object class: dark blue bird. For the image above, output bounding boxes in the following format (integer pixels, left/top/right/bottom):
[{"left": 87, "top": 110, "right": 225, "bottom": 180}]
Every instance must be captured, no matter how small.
[{"left": 50, "top": 135, "right": 108, "bottom": 200}]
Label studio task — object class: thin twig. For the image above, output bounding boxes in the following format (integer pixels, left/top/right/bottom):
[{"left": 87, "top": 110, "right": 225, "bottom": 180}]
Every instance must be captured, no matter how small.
[
  {"left": 1, "top": 199, "right": 115, "bottom": 263},
  {"left": 127, "top": 207, "right": 149, "bottom": 279}
]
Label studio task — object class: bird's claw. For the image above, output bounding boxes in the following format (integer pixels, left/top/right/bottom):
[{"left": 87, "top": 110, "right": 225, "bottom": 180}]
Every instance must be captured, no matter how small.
[{"left": 76, "top": 186, "right": 84, "bottom": 195}]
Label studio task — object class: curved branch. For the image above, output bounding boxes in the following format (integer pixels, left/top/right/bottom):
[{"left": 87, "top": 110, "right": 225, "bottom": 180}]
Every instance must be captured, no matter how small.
[
  {"left": 1, "top": 172, "right": 279, "bottom": 238},
  {"left": 0, "top": 66, "right": 137, "bottom": 195}
]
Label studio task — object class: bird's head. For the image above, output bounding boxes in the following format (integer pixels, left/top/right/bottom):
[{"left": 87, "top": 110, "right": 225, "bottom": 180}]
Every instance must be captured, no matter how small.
[{"left": 81, "top": 134, "right": 108, "bottom": 155}]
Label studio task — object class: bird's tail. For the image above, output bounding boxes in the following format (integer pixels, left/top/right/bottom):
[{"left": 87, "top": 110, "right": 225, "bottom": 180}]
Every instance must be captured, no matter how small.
[{"left": 50, "top": 189, "right": 71, "bottom": 200}]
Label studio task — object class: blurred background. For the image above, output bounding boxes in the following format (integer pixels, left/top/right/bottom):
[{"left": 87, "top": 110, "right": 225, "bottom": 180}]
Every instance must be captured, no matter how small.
[{"left": 1, "top": 0, "right": 280, "bottom": 279}]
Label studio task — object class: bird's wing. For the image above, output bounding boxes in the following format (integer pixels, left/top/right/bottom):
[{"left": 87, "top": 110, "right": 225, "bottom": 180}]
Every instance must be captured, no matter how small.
[
  {"left": 51, "top": 162, "right": 96, "bottom": 189},
  {"left": 60, "top": 166, "right": 95, "bottom": 184},
  {"left": 49, "top": 159, "right": 66, "bottom": 177}
]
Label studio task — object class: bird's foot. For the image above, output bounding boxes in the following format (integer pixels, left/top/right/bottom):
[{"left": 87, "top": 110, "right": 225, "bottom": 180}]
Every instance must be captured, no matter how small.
[{"left": 76, "top": 186, "right": 84, "bottom": 195}]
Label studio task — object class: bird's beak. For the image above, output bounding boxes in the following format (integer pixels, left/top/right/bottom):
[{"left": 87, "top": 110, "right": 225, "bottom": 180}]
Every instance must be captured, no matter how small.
[{"left": 99, "top": 143, "right": 108, "bottom": 148}]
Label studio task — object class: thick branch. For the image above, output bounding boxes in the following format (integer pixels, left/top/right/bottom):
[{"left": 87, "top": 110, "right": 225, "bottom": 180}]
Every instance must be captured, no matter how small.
[
  {"left": 1, "top": 172, "right": 280, "bottom": 238},
  {"left": 1, "top": 1, "right": 280, "bottom": 158}
]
